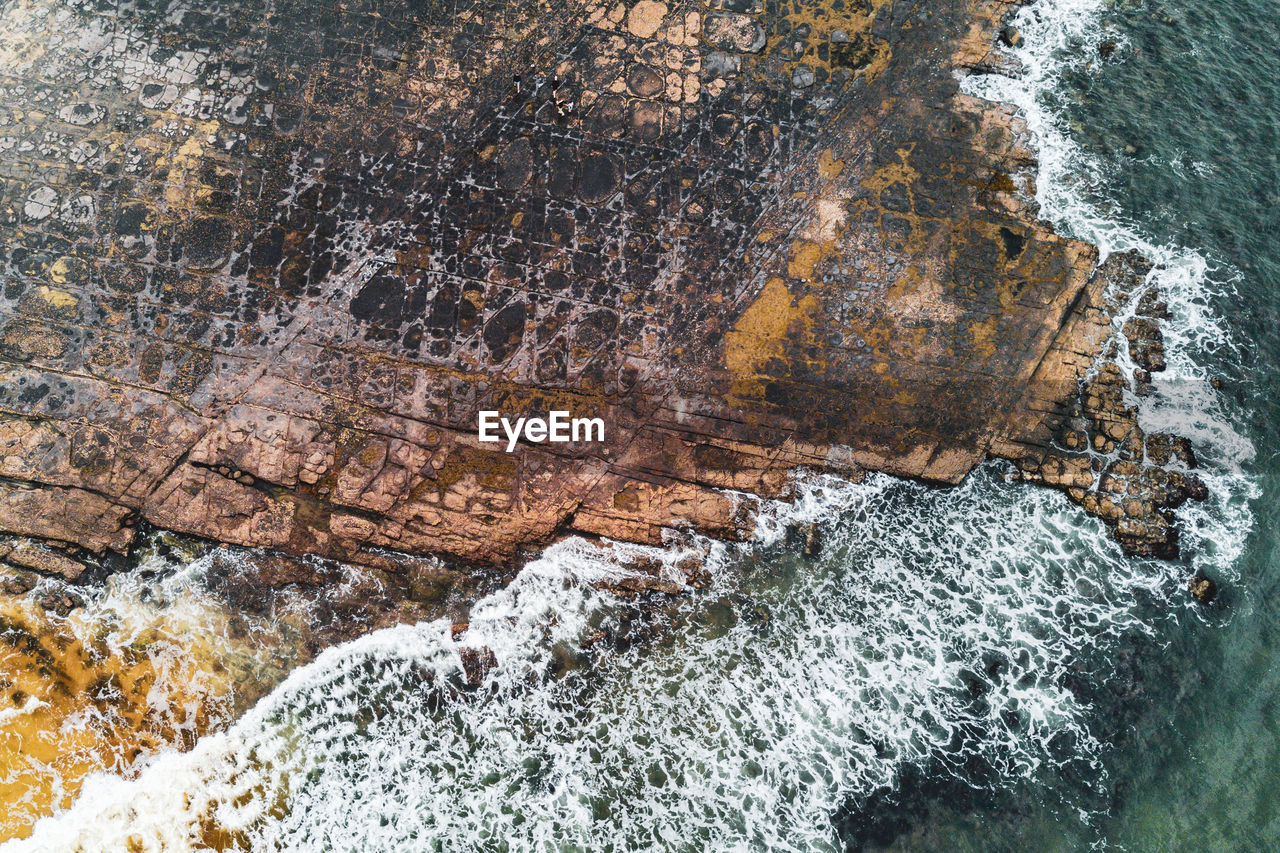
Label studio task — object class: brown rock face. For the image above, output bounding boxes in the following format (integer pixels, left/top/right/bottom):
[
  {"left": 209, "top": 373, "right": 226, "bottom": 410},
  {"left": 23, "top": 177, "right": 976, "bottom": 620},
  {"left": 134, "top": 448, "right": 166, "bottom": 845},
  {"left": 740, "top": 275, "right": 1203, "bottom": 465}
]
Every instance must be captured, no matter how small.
[{"left": 0, "top": 0, "right": 1196, "bottom": 570}]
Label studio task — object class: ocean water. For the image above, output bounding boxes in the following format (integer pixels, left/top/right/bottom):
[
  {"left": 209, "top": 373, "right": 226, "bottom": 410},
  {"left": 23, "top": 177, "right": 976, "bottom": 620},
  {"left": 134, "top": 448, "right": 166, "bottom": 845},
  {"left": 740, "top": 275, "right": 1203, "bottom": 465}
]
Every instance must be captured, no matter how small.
[{"left": 6, "top": 0, "right": 1278, "bottom": 849}]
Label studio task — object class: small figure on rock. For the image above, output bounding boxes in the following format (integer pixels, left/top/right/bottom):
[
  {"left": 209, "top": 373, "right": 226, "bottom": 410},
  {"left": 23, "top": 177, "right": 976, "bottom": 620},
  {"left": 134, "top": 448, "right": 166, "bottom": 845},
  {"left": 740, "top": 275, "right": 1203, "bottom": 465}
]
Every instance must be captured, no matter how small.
[{"left": 550, "top": 75, "right": 575, "bottom": 118}]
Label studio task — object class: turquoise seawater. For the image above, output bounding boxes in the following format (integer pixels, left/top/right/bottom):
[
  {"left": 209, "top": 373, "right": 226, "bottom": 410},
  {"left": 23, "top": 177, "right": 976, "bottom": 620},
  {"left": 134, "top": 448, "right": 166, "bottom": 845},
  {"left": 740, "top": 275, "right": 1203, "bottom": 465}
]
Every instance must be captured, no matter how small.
[
  {"left": 1046, "top": 0, "right": 1280, "bottom": 848},
  {"left": 9, "top": 0, "right": 1276, "bottom": 850}
]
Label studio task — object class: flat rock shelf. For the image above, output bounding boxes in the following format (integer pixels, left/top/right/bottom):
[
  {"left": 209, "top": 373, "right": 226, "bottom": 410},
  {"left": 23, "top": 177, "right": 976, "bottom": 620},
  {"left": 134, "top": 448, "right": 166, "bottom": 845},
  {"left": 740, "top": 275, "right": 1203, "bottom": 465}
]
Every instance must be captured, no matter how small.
[{"left": 0, "top": 0, "right": 1205, "bottom": 579}]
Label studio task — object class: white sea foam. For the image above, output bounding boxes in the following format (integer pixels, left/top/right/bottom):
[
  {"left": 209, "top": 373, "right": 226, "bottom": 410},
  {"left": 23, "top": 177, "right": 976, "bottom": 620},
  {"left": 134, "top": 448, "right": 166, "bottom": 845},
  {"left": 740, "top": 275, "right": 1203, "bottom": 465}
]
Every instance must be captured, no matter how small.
[
  {"left": 6, "top": 1, "right": 1259, "bottom": 850},
  {"left": 960, "top": 0, "right": 1258, "bottom": 583},
  {"left": 8, "top": 469, "right": 1182, "bottom": 852}
]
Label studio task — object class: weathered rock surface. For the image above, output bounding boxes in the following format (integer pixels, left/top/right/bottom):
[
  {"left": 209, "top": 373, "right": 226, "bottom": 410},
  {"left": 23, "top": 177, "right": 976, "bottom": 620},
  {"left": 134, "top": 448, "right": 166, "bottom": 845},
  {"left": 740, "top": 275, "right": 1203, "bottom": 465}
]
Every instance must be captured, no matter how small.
[
  {"left": 1008, "top": 251, "right": 1209, "bottom": 556},
  {"left": 0, "top": 0, "right": 1199, "bottom": 572}
]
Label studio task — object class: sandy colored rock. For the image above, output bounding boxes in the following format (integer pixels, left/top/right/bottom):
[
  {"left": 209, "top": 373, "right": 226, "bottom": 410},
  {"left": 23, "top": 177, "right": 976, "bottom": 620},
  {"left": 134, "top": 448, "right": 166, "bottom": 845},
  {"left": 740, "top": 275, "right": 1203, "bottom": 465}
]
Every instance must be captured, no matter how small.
[{"left": 628, "top": 0, "right": 668, "bottom": 37}]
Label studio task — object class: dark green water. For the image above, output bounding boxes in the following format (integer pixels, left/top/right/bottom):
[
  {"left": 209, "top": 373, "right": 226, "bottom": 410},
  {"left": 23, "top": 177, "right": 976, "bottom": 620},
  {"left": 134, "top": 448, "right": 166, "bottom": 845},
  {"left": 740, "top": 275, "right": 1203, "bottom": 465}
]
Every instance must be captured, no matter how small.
[
  {"left": 1062, "top": 1, "right": 1280, "bottom": 848},
  {"left": 1069, "top": 3, "right": 1280, "bottom": 849}
]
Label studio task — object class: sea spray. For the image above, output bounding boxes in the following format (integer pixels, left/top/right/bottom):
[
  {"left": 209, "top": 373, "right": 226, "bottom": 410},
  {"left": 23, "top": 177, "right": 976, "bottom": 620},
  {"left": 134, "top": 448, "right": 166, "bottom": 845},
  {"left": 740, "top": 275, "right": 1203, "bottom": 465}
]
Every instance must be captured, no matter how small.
[
  {"left": 0, "top": 544, "right": 278, "bottom": 843},
  {"left": 959, "top": 0, "right": 1258, "bottom": 587},
  {"left": 11, "top": 470, "right": 1183, "bottom": 851}
]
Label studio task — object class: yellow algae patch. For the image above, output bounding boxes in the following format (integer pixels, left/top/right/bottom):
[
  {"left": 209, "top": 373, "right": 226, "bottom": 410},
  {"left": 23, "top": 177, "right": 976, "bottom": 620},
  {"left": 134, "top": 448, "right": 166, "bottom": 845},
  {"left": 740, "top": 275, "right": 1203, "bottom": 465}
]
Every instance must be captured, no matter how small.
[
  {"left": 0, "top": 601, "right": 213, "bottom": 841},
  {"left": 0, "top": 554, "right": 298, "bottom": 843},
  {"left": 30, "top": 286, "right": 78, "bottom": 312},
  {"left": 818, "top": 148, "right": 845, "bottom": 180},
  {"left": 772, "top": 0, "right": 893, "bottom": 82},
  {"left": 860, "top": 145, "right": 922, "bottom": 195},
  {"left": 967, "top": 313, "right": 1000, "bottom": 362},
  {"left": 725, "top": 277, "right": 822, "bottom": 401},
  {"left": 786, "top": 239, "right": 829, "bottom": 282},
  {"left": 47, "top": 258, "right": 83, "bottom": 286},
  {"left": 132, "top": 118, "right": 223, "bottom": 210}
]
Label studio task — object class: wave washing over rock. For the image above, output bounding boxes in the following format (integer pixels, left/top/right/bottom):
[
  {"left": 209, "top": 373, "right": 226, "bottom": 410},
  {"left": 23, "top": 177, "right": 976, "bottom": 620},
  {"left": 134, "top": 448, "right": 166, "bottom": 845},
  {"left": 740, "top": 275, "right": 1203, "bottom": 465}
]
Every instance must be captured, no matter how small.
[
  {"left": 959, "top": 0, "right": 1257, "bottom": 571},
  {"left": 2, "top": 0, "right": 1260, "bottom": 850},
  {"left": 4, "top": 472, "right": 1188, "bottom": 851}
]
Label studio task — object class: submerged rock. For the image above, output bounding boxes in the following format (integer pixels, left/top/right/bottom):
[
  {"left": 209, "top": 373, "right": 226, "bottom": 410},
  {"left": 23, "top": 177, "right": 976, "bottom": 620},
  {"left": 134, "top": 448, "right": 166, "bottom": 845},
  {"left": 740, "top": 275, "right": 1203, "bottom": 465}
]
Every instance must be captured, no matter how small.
[{"left": 803, "top": 522, "right": 823, "bottom": 558}]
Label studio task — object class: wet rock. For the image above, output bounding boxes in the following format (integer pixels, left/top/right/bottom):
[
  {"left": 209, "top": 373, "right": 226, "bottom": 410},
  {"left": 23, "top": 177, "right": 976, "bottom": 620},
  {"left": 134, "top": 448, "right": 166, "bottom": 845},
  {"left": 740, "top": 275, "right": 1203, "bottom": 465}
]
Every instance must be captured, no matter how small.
[
  {"left": 1123, "top": 317, "right": 1167, "bottom": 373},
  {"left": 458, "top": 645, "right": 499, "bottom": 688},
  {"left": 802, "top": 522, "right": 822, "bottom": 558},
  {"left": 999, "top": 27, "right": 1023, "bottom": 48},
  {"left": 0, "top": 0, "right": 1196, "bottom": 577},
  {"left": 1188, "top": 572, "right": 1218, "bottom": 605},
  {"left": 35, "top": 590, "right": 83, "bottom": 616},
  {"left": 0, "top": 537, "right": 90, "bottom": 580},
  {"left": 1012, "top": 262, "right": 1207, "bottom": 558},
  {"left": 1136, "top": 286, "right": 1172, "bottom": 320},
  {"left": 1146, "top": 433, "right": 1197, "bottom": 468},
  {"left": 596, "top": 573, "right": 684, "bottom": 597},
  {"left": 1099, "top": 40, "right": 1118, "bottom": 59},
  {"left": 675, "top": 556, "right": 712, "bottom": 589},
  {"left": 0, "top": 566, "right": 38, "bottom": 594},
  {"left": 408, "top": 564, "right": 461, "bottom": 602}
]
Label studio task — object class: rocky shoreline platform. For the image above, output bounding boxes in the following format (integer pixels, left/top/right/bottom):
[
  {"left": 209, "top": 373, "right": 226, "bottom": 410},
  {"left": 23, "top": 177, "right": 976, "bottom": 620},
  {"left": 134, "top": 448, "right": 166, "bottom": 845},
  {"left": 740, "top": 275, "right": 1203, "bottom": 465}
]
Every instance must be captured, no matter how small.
[
  {"left": 0, "top": 0, "right": 1212, "bottom": 836},
  {"left": 0, "top": 0, "right": 1203, "bottom": 584}
]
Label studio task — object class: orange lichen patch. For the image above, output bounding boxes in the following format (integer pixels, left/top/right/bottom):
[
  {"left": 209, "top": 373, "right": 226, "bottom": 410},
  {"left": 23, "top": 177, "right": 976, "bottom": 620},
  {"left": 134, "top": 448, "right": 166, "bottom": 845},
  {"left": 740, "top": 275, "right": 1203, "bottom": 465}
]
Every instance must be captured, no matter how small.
[
  {"left": 773, "top": 0, "right": 894, "bottom": 81},
  {"left": 817, "top": 148, "right": 845, "bottom": 180},
  {"left": 28, "top": 286, "right": 79, "bottom": 314},
  {"left": 0, "top": 577, "right": 273, "bottom": 844},
  {"left": 131, "top": 118, "right": 223, "bottom": 211},
  {"left": 859, "top": 144, "right": 923, "bottom": 196},
  {"left": 786, "top": 239, "right": 831, "bottom": 282},
  {"left": 725, "top": 277, "right": 823, "bottom": 402}
]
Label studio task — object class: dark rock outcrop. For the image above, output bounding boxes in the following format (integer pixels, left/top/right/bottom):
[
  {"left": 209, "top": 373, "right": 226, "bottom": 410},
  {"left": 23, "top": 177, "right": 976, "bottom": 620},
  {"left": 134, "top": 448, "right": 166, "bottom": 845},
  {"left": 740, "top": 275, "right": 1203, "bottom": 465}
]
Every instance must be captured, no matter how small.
[
  {"left": 1010, "top": 252, "right": 1207, "bottom": 556},
  {"left": 1189, "top": 572, "right": 1218, "bottom": 605}
]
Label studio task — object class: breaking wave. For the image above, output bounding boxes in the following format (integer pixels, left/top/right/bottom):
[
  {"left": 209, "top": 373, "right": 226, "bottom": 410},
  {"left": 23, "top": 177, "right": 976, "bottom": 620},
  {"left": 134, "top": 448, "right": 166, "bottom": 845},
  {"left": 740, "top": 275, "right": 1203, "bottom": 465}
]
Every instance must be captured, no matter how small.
[
  {"left": 6, "top": 0, "right": 1257, "bottom": 850},
  {"left": 11, "top": 471, "right": 1182, "bottom": 852},
  {"left": 960, "top": 0, "right": 1257, "bottom": 582}
]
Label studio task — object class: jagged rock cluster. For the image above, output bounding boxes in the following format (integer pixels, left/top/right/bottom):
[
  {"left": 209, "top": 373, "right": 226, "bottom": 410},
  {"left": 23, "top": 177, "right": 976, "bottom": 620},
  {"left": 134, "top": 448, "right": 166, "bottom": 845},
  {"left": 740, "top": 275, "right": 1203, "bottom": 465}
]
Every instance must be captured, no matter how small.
[{"left": 1013, "top": 252, "right": 1208, "bottom": 556}]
